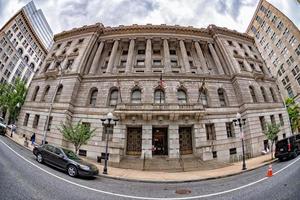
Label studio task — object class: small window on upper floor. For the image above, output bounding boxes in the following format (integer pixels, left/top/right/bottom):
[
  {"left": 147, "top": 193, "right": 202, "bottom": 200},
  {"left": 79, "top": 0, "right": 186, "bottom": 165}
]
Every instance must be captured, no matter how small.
[
  {"left": 73, "top": 48, "right": 78, "bottom": 53},
  {"left": 248, "top": 46, "right": 253, "bottom": 51},
  {"left": 239, "top": 43, "right": 243, "bottom": 49},
  {"left": 153, "top": 59, "right": 161, "bottom": 66},
  {"left": 122, "top": 50, "right": 128, "bottom": 55},
  {"left": 228, "top": 41, "right": 233, "bottom": 46},
  {"left": 153, "top": 50, "right": 160, "bottom": 55},
  {"left": 171, "top": 59, "right": 178, "bottom": 66},
  {"left": 65, "top": 41, "right": 72, "bottom": 47},
  {"left": 55, "top": 43, "right": 61, "bottom": 50},
  {"left": 186, "top": 51, "right": 191, "bottom": 56},
  {"left": 169, "top": 49, "right": 176, "bottom": 55},
  {"left": 138, "top": 49, "right": 145, "bottom": 55}
]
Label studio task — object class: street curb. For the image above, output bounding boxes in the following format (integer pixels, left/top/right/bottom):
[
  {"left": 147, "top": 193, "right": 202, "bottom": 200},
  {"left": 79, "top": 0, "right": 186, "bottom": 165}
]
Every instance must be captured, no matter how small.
[
  {"left": 96, "top": 159, "right": 278, "bottom": 183},
  {"left": 2, "top": 135, "right": 278, "bottom": 184}
]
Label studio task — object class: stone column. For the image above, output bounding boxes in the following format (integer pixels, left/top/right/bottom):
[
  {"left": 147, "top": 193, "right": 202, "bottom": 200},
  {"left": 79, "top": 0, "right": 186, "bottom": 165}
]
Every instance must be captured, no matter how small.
[
  {"left": 179, "top": 40, "right": 191, "bottom": 73},
  {"left": 125, "top": 39, "right": 135, "bottom": 73},
  {"left": 194, "top": 41, "right": 209, "bottom": 73},
  {"left": 89, "top": 41, "right": 104, "bottom": 74},
  {"left": 163, "top": 39, "right": 171, "bottom": 72},
  {"left": 142, "top": 125, "right": 152, "bottom": 159},
  {"left": 145, "top": 38, "right": 152, "bottom": 72},
  {"left": 168, "top": 124, "right": 179, "bottom": 158},
  {"left": 208, "top": 43, "right": 224, "bottom": 75},
  {"left": 106, "top": 40, "right": 119, "bottom": 73}
]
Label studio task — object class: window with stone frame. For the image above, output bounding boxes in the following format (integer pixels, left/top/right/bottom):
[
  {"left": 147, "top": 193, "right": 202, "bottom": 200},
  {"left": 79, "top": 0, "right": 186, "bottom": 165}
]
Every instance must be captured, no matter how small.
[
  {"left": 153, "top": 59, "right": 161, "bottom": 66},
  {"left": 120, "top": 60, "right": 126, "bottom": 67},
  {"left": 279, "top": 114, "right": 284, "bottom": 126},
  {"left": 89, "top": 89, "right": 98, "bottom": 107},
  {"left": 171, "top": 59, "right": 178, "bottom": 67},
  {"left": 41, "top": 85, "right": 50, "bottom": 102},
  {"left": 137, "top": 49, "right": 145, "bottom": 55},
  {"left": 109, "top": 89, "right": 119, "bottom": 106},
  {"left": 286, "top": 86, "right": 294, "bottom": 98},
  {"left": 270, "top": 115, "right": 276, "bottom": 125},
  {"left": 269, "top": 87, "right": 277, "bottom": 102},
  {"left": 259, "top": 116, "right": 266, "bottom": 131},
  {"left": 32, "top": 115, "right": 40, "bottom": 128},
  {"left": 154, "top": 89, "right": 165, "bottom": 104},
  {"left": 32, "top": 86, "right": 39, "bottom": 101},
  {"left": 226, "top": 122, "right": 235, "bottom": 138},
  {"left": 238, "top": 61, "right": 245, "bottom": 70},
  {"left": 229, "top": 148, "right": 237, "bottom": 155},
  {"left": 295, "top": 45, "right": 300, "bottom": 56},
  {"left": 249, "top": 86, "right": 257, "bottom": 103},
  {"left": 169, "top": 49, "right": 176, "bottom": 55},
  {"left": 199, "top": 89, "right": 208, "bottom": 107},
  {"left": 218, "top": 88, "right": 227, "bottom": 107},
  {"left": 122, "top": 50, "right": 128, "bottom": 55},
  {"left": 153, "top": 49, "right": 160, "bottom": 55},
  {"left": 54, "top": 85, "right": 63, "bottom": 102},
  {"left": 78, "top": 38, "right": 84, "bottom": 44},
  {"left": 131, "top": 89, "right": 142, "bottom": 103},
  {"left": 46, "top": 116, "right": 53, "bottom": 131},
  {"left": 136, "top": 59, "right": 145, "bottom": 66},
  {"left": 65, "top": 41, "right": 72, "bottom": 47},
  {"left": 261, "top": 87, "right": 268, "bottom": 102},
  {"left": 177, "top": 89, "right": 187, "bottom": 104},
  {"left": 23, "top": 113, "right": 29, "bottom": 126},
  {"left": 205, "top": 123, "right": 216, "bottom": 140}
]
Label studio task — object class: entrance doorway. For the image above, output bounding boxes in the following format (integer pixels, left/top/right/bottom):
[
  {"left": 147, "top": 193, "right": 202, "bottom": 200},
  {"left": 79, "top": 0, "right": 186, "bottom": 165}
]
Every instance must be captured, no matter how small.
[
  {"left": 126, "top": 127, "right": 142, "bottom": 156},
  {"left": 179, "top": 127, "right": 193, "bottom": 155},
  {"left": 152, "top": 127, "right": 168, "bottom": 155}
]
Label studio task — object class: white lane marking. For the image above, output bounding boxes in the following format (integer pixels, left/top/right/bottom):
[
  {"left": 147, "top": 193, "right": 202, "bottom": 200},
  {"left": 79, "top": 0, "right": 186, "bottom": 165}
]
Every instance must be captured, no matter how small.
[{"left": 1, "top": 138, "right": 299, "bottom": 200}]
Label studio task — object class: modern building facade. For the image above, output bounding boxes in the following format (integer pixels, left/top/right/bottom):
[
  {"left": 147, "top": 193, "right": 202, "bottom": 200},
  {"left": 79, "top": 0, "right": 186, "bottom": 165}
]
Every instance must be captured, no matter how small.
[
  {"left": 17, "top": 23, "right": 291, "bottom": 167},
  {"left": 0, "top": 1, "right": 53, "bottom": 86},
  {"left": 246, "top": 0, "right": 300, "bottom": 102}
]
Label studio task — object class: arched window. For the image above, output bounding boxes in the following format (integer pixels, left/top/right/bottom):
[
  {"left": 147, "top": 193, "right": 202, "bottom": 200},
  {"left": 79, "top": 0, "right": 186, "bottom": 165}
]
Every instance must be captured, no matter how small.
[
  {"left": 249, "top": 86, "right": 257, "bottom": 103},
  {"left": 41, "top": 85, "right": 50, "bottom": 102},
  {"left": 89, "top": 89, "right": 98, "bottom": 107},
  {"left": 154, "top": 89, "right": 165, "bottom": 104},
  {"left": 131, "top": 89, "right": 141, "bottom": 103},
  {"left": 32, "top": 86, "right": 39, "bottom": 101},
  {"left": 24, "top": 55, "right": 29, "bottom": 63},
  {"left": 199, "top": 89, "right": 208, "bottom": 107},
  {"left": 17, "top": 48, "right": 23, "bottom": 55},
  {"left": 29, "top": 63, "right": 35, "bottom": 71},
  {"left": 177, "top": 89, "right": 187, "bottom": 104},
  {"left": 54, "top": 85, "right": 63, "bottom": 102},
  {"left": 109, "top": 89, "right": 119, "bottom": 106},
  {"left": 218, "top": 88, "right": 227, "bottom": 107},
  {"left": 261, "top": 87, "right": 267, "bottom": 102},
  {"left": 270, "top": 87, "right": 277, "bottom": 102}
]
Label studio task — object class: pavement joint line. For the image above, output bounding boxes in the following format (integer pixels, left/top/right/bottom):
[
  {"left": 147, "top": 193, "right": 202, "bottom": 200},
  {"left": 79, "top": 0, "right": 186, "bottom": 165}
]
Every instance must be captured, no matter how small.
[{"left": 1, "top": 137, "right": 300, "bottom": 200}]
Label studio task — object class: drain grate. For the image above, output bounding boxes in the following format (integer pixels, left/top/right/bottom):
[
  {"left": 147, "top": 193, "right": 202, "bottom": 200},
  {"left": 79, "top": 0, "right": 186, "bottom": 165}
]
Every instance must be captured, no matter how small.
[{"left": 175, "top": 189, "right": 192, "bottom": 195}]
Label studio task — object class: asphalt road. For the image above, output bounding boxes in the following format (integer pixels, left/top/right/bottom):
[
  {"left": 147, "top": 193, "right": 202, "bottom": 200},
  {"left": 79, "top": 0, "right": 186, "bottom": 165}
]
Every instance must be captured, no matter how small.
[{"left": 0, "top": 135, "right": 300, "bottom": 200}]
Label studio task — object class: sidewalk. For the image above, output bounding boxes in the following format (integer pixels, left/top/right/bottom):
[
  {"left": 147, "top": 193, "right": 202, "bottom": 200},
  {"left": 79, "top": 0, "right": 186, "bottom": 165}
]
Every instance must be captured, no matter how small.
[{"left": 5, "top": 132, "right": 275, "bottom": 183}]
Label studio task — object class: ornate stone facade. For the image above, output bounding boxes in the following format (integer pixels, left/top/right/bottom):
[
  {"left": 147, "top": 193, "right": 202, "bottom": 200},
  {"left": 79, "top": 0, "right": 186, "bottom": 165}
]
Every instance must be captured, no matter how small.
[
  {"left": 18, "top": 23, "right": 291, "bottom": 166},
  {"left": 247, "top": 0, "right": 300, "bottom": 102}
]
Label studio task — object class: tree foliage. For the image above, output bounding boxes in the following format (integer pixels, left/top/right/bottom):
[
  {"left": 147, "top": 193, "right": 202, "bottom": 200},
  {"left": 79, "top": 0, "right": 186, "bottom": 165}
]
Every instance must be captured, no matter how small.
[
  {"left": 0, "top": 78, "right": 27, "bottom": 123},
  {"left": 285, "top": 97, "right": 300, "bottom": 133},
  {"left": 264, "top": 123, "right": 280, "bottom": 159},
  {"left": 58, "top": 121, "right": 96, "bottom": 154}
]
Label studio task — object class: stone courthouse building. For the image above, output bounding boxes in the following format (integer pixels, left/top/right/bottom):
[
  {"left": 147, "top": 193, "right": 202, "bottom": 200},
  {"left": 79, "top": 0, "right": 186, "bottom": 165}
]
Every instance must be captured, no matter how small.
[{"left": 18, "top": 23, "right": 291, "bottom": 167}]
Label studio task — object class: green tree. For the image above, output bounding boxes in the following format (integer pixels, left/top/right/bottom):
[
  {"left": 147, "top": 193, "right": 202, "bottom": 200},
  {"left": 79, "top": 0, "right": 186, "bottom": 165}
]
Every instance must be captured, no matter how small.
[
  {"left": 0, "top": 78, "right": 27, "bottom": 122},
  {"left": 58, "top": 121, "right": 96, "bottom": 154},
  {"left": 264, "top": 123, "right": 280, "bottom": 159},
  {"left": 285, "top": 97, "right": 300, "bottom": 134}
]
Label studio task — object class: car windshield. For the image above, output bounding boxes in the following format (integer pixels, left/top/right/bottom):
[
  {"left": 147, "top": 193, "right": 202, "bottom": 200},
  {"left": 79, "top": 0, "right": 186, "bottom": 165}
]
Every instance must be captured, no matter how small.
[{"left": 62, "top": 148, "right": 81, "bottom": 160}]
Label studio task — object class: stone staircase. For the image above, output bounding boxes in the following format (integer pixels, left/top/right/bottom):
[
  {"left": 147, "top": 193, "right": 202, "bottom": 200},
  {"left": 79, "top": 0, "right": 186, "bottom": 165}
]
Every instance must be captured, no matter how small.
[{"left": 117, "top": 155, "right": 232, "bottom": 172}]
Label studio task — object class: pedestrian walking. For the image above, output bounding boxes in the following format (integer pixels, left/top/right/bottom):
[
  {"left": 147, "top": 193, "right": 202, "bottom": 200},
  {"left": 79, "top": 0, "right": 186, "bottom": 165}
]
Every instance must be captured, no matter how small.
[
  {"left": 30, "top": 133, "right": 36, "bottom": 145},
  {"left": 11, "top": 124, "right": 16, "bottom": 137}
]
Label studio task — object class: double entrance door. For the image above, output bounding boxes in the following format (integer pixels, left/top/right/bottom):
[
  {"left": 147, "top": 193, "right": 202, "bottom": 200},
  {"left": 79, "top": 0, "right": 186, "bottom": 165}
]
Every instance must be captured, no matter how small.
[
  {"left": 152, "top": 128, "right": 168, "bottom": 155},
  {"left": 179, "top": 127, "right": 193, "bottom": 155}
]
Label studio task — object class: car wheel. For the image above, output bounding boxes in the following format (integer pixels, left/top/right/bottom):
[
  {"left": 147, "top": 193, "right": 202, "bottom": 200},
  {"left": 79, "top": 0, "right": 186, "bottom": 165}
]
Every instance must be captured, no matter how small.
[
  {"left": 36, "top": 153, "right": 43, "bottom": 163},
  {"left": 67, "top": 165, "right": 78, "bottom": 177}
]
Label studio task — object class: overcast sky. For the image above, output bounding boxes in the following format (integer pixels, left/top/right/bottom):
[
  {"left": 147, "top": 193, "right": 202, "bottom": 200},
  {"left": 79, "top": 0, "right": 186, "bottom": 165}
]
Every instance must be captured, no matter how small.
[{"left": 0, "top": 0, "right": 299, "bottom": 35}]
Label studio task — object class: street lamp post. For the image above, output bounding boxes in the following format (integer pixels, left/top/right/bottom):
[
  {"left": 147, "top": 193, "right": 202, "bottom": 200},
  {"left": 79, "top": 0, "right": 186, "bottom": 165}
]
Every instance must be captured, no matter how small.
[
  {"left": 42, "top": 56, "right": 64, "bottom": 144},
  {"left": 233, "top": 112, "right": 247, "bottom": 170},
  {"left": 100, "top": 112, "right": 118, "bottom": 174}
]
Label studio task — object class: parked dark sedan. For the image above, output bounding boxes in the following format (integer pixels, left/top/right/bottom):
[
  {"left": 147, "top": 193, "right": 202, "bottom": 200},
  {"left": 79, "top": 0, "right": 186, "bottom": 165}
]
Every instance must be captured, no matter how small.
[{"left": 33, "top": 144, "right": 99, "bottom": 177}]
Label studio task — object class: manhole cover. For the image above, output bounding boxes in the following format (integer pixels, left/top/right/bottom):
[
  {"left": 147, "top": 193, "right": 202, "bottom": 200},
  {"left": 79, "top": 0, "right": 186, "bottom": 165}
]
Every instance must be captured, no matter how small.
[{"left": 175, "top": 189, "right": 192, "bottom": 195}]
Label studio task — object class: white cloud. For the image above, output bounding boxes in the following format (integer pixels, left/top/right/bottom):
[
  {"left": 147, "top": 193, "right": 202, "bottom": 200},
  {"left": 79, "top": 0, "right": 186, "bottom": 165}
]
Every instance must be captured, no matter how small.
[{"left": 0, "top": 0, "right": 299, "bottom": 35}]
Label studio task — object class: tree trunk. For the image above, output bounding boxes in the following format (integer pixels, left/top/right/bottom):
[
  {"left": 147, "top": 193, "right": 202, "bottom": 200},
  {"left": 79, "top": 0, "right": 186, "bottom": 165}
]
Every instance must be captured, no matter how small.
[{"left": 271, "top": 141, "right": 274, "bottom": 160}]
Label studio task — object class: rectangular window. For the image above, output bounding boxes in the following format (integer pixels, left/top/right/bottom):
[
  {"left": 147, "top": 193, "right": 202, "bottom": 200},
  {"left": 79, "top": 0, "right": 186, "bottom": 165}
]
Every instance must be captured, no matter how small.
[
  {"left": 270, "top": 115, "right": 276, "bottom": 125},
  {"left": 226, "top": 122, "right": 235, "bottom": 138},
  {"left": 65, "top": 41, "right": 72, "bottom": 47},
  {"left": 78, "top": 38, "right": 84, "bottom": 44},
  {"left": 171, "top": 59, "right": 178, "bottom": 66},
  {"left": 137, "top": 49, "right": 145, "bottom": 55},
  {"left": 205, "top": 123, "right": 216, "bottom": 140},
  {"left": 78, "top": 149, "right": 87, "bottom": 157},
  {"left": 23, "top": 113, "right": 29, "bottom": 126},
  {"left": 238, "top": 61, "right": 245, "bottom": 70},
  {"left": 120, "top": 60, "right": 126, "bottom": 67},
  {"left": 286, "top": 86, "right": 294, "bottom": 98},
  {"left": 169, "top": 49, "right": 176, "bottom": 55},
  {"left": 102, "top": 126, "right": 113, "bottom": 141},
  {"left": 295, "top": 45, "right": 300, "bottom": 56},
  {"left": 228, "top": 41, "right": 233, "bottom": 46},
  {"left": 279, "top": 114, "right": 284, "bottom": 126},
  {"left": 122, "top": 50, "right": 128, "bottom": 55},
  {"left": 229, "top": 148, "right": 237, "bottom": 155},
  {"left": 153, "top": 59, "right": 161, "bottom": 66},
  {"left": 136, "top": 59, "right": 145, "bottom": 66},
  {"left": 32, "top": 115, "right": 40, "bottom": 128},
  {"left": 65, "top": 59, "right": 74, "bottom": 70},
  {"left": 259, "top": 116, "right": 266, "bottom": 131},
  {"left": 47, "top": 116, "right": 53, "bottom": 131},
  {"left": 153, "top": 49, "right": 160, "bottom": 55},
  {"left": 212, "top": 151, "right": 217, "bottom": 158}
]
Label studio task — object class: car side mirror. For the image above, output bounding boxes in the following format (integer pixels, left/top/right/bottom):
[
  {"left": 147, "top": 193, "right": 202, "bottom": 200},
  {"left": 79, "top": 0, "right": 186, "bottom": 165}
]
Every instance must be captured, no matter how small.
[{"left": 59, "top": 153, "right": 64, "bottom": 158}]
